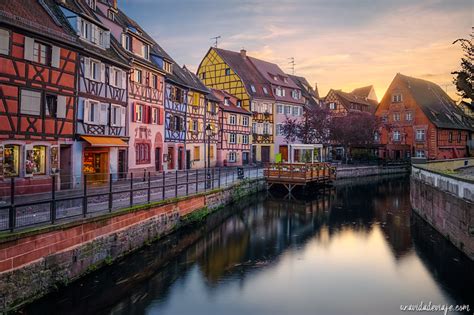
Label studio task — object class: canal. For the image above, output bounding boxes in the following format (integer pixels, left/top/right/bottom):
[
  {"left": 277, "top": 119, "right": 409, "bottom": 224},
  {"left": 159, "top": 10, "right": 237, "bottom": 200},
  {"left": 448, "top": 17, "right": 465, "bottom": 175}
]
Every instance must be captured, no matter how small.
[{"left": 20, "top": 175, "right": 473, "bottom": 315}]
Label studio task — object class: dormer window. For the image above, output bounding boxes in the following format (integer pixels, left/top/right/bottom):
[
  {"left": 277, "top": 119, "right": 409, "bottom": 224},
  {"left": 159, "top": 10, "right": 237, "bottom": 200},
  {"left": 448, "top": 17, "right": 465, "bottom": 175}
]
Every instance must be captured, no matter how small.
[
  {"left": 107, "top": 9, "right": 115, "bottom": 21},
  {"left": 291, "top": 89, "right": 300, "bottom": 99},
  {"left": 86, "top": 0, "right": 96, "bottom": 10},
  {"left": 224, "top": 98, "right": 230, "bottom": 106},
  {"left": 237, "top": 100, "right": 242, "bottom": 107},
  {"left": 263, "top": 87, "right": 268, "bottom": 95},
  {"left": 200, "top": 72, "right": 206, "bottom": 79},
  {"left": 283, "top": 77, "right": 288, "bottom": 83},
  {"left": 163, "top": 61, "right": 172, "bottom": 73},
  {"left": 250, "top": 85, "right": 256, "bottom": 93},
  {"left": 142, "top": 44, "right": 150, "bottom": 60},
  {"left": 123, "top": 34, "right": 132, "bottom": 51},
  {"left": 225, "top": 68, "right": 231, "bottom": 76},
  {"left": 275, "top": 87, "right": 283, "bottom": 97}
]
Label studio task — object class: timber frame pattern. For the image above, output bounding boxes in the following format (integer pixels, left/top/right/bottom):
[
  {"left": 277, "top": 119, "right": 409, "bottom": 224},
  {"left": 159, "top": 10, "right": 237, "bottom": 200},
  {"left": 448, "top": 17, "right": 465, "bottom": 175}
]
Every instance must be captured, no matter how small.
[
  {"left": 0, "top": 29, "right": 76, "bottom": 140},
  {"left": 219, "top": 110, "right": 251, "bottom": 152},
  {"left": 186, "top": 90, "right": 206, "bottom": 144},
  {"left": 164, "top": 82, "right": 187, "bottom": 143}
]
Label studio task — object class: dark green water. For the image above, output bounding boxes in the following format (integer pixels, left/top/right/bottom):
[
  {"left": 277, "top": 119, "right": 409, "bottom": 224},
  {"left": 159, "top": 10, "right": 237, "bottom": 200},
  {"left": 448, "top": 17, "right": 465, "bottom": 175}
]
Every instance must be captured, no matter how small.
[{"left": 20, "top": 175, "right": 473, "bottom": 315}]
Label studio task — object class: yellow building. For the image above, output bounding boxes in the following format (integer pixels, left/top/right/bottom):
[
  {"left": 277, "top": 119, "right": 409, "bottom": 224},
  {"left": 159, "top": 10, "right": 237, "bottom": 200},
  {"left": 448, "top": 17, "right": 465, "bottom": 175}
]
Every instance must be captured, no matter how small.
[{"left": 197, "top": 48, "right": 274, "bottom": 163}]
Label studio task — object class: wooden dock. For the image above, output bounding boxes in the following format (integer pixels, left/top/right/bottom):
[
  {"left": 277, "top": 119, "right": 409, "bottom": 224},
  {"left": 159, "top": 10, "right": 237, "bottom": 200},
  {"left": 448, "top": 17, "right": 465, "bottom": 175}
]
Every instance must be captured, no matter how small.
[{"left": 264, "top": 163, "right": 336, "bottom": 195}]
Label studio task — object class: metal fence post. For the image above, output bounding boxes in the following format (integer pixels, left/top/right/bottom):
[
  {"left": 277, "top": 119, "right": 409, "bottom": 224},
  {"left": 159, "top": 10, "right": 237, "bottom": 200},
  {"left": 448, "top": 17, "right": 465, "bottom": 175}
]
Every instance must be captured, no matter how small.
[
  {"left": 195, "top": 169, "right": 198, "bottom": 193},
  {"left": 83, "top": 174, "right": 87, "bottom": 218},
  {"left": 218, "top": 167, "right": 221, "bottom": 188},
  {"left": 50, "top": 175, "right": 56, "bottom": 224},
  {"left": 9, "top": 177, "right": 15, "bottom": 232},
  {"left": 186, "top": 169, "right": 189, "bottom": 196},
  {"left": 225, "top": 168, "right": 228, "bottom": 187},
  {"left": 109, "top": 173, "right": 113, "bottom": 212},
  {"left": 162, "top": 171, "right": 166, "bottom": 200},
  {"left": 147, "top": 171, "right": 151, "bottom": 203},
  {"left": 130, "top": 172, "right": 134, "bottom": 207},
  {"left": 175, "top": 170, "right": 178, "bottom": 198},
  {"left": 211, "top": 168, "right": 215, "bottom": 189}
]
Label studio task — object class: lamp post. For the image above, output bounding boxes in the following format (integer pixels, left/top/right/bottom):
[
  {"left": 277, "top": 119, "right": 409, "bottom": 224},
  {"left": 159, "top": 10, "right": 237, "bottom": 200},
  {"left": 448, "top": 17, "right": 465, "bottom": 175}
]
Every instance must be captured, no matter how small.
[{"left": 205, "top": 124, "right": 212, "bottom": 188}]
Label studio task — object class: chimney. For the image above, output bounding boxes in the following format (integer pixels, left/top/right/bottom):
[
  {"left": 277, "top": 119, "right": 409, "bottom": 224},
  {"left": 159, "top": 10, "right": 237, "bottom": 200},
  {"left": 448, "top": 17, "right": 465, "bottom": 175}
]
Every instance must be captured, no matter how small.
[
  {"left": 240, "top": 49, "right": 247, "bottom": 58},
  {"left": 112, "top": 0, "right": 118, "bottom": 9}
]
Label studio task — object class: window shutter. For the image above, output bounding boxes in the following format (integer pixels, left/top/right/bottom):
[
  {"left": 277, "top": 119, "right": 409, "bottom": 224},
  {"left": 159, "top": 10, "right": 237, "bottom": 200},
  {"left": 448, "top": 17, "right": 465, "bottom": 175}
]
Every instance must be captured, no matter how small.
[
  {"left": 121, "top": 33, "right": 126, "bottom": 48},
  {"left": 104, "top": 31, "right": 111, "bottom": 48},
  {"left": 132, "top": 103, "right": 136, "bottom": 122},
  {"left": 84, "top": 57, "right": 90, "bottom": 78},
  {"left": 100, "top": 63, "right": 106, "bottom": 83},
  {"left": 24, "top": 36, "right": 34, "bottom": 61},
  {"left": 57, "top": 95, "right": 67, "bottom": 118},
  {"left": 52, "top": 46, "right": 61, "bottom": 68},
  {"left": 159, "top": 108, "right": 164, "bottom": 125},
  {"left": 84, "top": 100, "right": 90, "bottom": 123},
  {"left": 91, "top": 25, "right": 97, "bottom": 44},
  {"left": 120, "top": 106, "right": 126, "bottom": 127},
  {"left": 146, "top": 106, "right": 151, "bottom": 123},
  {"left": 75, "top": 17, "right": 81, "bottom": 35},
  {"left": 121, "top": 71, "right": 127, "bottom": 89},
  {"left": 99, "top": 103, "right": 108, "bottom": 125}
]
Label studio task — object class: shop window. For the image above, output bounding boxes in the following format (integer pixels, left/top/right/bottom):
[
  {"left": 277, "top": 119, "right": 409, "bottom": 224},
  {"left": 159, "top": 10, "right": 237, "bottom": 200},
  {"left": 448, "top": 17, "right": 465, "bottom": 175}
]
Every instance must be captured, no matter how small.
[
  {"left": 3, "top": 145, "right": 20, "bottom": 177},
  {"left": 25, "top": 145, "right": 46, "bottom": 176},
  {"left": 194, "top": 146, "right": 200, "bottom": 161}
]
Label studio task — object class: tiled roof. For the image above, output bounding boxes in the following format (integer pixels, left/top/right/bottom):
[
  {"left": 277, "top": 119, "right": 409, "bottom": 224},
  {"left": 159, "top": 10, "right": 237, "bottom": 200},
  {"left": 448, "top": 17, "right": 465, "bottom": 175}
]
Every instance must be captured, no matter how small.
[
  {"left": 211, "top": 89, "right": 251, "bottom": 115},
  {"left": 351, "top": 86, "right": 373, "bottom": 99},
  {"left": 181, "top": 66, "right": 210, "bottom": 94},
  {"left": 330, "top": 89, "right": 377, "bottom": 112},
  {"left": 397, "top": 73, "right": 473, "bottom": 131},
  {"left": 288, "top": 74, "right": 320, "bottom": 107},
  {"left": 213, "top": 48, "right": 274, "bottom": 100}
]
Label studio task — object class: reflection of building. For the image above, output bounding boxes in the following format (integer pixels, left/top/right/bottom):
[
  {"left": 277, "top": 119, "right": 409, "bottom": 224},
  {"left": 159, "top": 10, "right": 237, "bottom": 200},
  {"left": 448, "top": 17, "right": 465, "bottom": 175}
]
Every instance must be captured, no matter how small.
[
  {"left": 211, "top": 89, "right": 251, "bottom": 166},
  {"left": 55, "top": 0, "right": 131, "bottom": 185},
  {"left": 376, "top": 74, "right": 473, "bottom": 160},
  {"left": 0, "top": 1, "right": 78, "bottom": 193}
]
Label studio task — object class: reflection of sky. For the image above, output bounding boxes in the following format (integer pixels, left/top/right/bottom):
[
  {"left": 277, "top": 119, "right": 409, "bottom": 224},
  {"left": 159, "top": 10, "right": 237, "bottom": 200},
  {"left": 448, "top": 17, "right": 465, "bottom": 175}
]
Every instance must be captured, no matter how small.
[
  {"left": 145, "top": 225, "right": 454, "bottom": 315},
  {"left": 121, "top": 0, "right": 471, "bottom": 100}
]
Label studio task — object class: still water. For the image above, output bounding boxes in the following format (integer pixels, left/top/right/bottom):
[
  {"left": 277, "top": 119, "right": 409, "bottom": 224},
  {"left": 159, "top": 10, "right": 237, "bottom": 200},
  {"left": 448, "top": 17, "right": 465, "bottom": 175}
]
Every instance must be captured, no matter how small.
[{"left": 21, "top": 175, "right": 473, "bottom": 315}]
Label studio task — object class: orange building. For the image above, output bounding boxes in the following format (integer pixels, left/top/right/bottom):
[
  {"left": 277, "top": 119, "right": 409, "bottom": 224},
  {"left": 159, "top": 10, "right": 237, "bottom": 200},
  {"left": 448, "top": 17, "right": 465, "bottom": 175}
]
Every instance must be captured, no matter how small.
[
  {"left": 0, "top": 1, "right": 78, "bottom": 193},
  {"left": 376, "top": 74, "right": 473, "bottom": 160}
]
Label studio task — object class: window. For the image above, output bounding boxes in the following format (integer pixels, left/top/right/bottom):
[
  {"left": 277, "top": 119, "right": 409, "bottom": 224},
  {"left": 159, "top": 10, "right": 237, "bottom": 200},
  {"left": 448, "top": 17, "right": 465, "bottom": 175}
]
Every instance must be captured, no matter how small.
[
  {"left": 457, "top": 131, "right": 462, "bottom": 143},
  {"left": 152, "top": 74, "right": 158, "bottom": 89},
  {"left": 25, "top": 145, "right": 46, "bottom": 176},
  {"left": 242, "top": 135, "right": 249, "bottom": 144},
  {"left": 292, "top": 90, "right": 300, "bottom": 99},
  {"left": 276, "top": 87, "right": 282, "bottom": 97},
  {"left": 250, "top": 85, "right": 256, "bottom": 93},
  {"left": 45, "top": 94, "right": 57, "bottom": 117},
  {"left": 405, "top": 112, "right": 413, "bottom": 121},
  {"left": 0, "top": 29, "right": 10, "bottom": 55},
  {"left": 292, "top": 106, "right": 299, "bottom": 116},
  {"left": 142, "top": 44, "right": 150, "bottom": 60},
  {"left": 415, "top": 150, "right": 426, "bottom": 158},
  {"left": 3, "top": 145, "right": 20, "bottom": 177},
  {"left": 136, "top": 143, "right": 150, "bottom": 164},
  {"left": 374, "top": 132, "right": 380, "bottom": 142},
  {"left": 209, "top": 146, "right": 214, "bottom": 159},
  {"left": 392, "top": 131, "right": 401, "bottom": 141},
  {"left": 21, "top": 89, "right": 41, "bottom": 116},
  {"left": 263, "top": 122, "right": 269, "bottom": 134},
  {"left": 284, "top": 106, "right": 291, "bottom": 115},
  {"left": 393, "top": 112, "right": 400, "bottom": 121},
  {"left": 86, "top": 0, "right": 96, "bottom": 9},
  {"left": 111, "top": 68, "right": 122, "bottom": 87},
  {"left": 392, "top": 93, "right": 403, "bottom": 103},
  {"left": 277, "top": 104, "right": 283, "bottom": 114},
  {"left": 107, "top": 9, "right": 115, "bottom": 20},
  {"left": 225, "top": 68, "right": 231, "bottom": 76},
  {"left": 33, "top": 42, "right": 51, "bottom": 66},
  {"left": 200, "top": 72, "right": 206, "bottom": 79},
  {"left": 276, "top": 124, "right": 283, "bottom": 136},
  {"left": 135, "top": 104, "right": 143, "bottom": 122},
  {"left": 192, "top": 120, "right": 198, "bottom": 132},
  {"left": 237, "top": 100, "right": 242, "bottom": 107},
  {"left": 163, "top": 61, "right": 172, "bottom": 73},
  {"left": 229, "top": 152, "right": 236, "bottom": 162},
  {"left": 110, "top": 105, "right": 120, "bottom": 126},
  {"left": 194, "top": 146, "right": 200, "bottom": 161},
  {"left": 242, "top": 116, "right": 249, "bottom": 126},
  {"left": 229, "top": 133, "right": 237, "bottom": 144},
  {"left": 90, "top": 60, "right": 100, "bottom": 81},
  {"left": 152, "top": 107, "right": 158, "bottom": 124},
  {"left": 135, "top": 69, "right": 142, "bottom": 84},
  {"left": 448, "top": 131, "right": 453, "bottom": 143},
  {"left": 124, "top": 34, "right": 132, "bottom": 51},
  {"left": 229, "top": 115, "right": 236, "bottom": 125},
  {"left": 329, "top": 102, "right": 336, "bottom": 110},
  {"left": 86, "top": 100, "right": 100, "bottom": 123},
  {"left": 263, "top": 87, "right": 268, "bottom": 95},
  {"left": 252, "top": 122, "right": 257, "bottom": 133},
  {"left": 224, "top": 98, "right": 229, "bottom": 106},
  {"left": 415, "top": 129, "right": 425, "bottom": 141}
]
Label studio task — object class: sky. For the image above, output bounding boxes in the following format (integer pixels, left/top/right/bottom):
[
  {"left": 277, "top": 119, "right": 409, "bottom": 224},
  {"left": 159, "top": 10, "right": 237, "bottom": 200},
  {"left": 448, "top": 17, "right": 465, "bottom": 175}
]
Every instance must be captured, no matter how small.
[{"left": 121, "top": 0, "right": 472, "bottom": 101}]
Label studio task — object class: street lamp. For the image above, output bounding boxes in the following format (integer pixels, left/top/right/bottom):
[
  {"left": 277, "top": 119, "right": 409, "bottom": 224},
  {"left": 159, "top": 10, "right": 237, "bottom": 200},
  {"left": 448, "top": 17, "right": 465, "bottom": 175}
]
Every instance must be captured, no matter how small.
[{"left": 205, "top": 124, "right": 212, "bottom": 188}]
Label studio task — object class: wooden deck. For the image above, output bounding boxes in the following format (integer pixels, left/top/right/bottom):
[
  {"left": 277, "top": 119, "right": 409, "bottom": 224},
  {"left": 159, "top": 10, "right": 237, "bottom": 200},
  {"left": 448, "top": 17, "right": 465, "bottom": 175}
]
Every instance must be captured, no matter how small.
[{"left": 264, "top": 163, "right": 336, "bottom": 195}]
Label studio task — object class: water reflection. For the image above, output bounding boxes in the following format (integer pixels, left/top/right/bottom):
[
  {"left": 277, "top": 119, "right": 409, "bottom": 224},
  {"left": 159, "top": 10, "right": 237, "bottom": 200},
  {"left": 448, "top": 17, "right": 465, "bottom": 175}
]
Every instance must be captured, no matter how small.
[{"left": 21, "top": 175, "right": 473, "bottom": 315}]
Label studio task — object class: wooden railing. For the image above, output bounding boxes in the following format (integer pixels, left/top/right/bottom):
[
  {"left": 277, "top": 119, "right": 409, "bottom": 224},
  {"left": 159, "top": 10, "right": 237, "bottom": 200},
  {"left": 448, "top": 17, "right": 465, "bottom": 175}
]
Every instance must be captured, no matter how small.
[{"left": 264, "top": 163, "right": 336, "bottom": 183}]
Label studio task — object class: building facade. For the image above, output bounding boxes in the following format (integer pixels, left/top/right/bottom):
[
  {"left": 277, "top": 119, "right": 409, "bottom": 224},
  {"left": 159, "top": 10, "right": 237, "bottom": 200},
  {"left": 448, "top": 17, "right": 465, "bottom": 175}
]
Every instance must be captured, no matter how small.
[
  {"left": 211, "top": 89, "right": 251, "bottom": 166},
  {"left": 324, "top": 86, "right": 377, "bottom": 116},
  {"left": 197, "top": 48, "right": 274, "bottom": 164},
  {"left": 376, "top": 74, "right": 473, "bottom": 160},
  {"left": 0, "top": 0, "right": 78, "bottom": 193}
]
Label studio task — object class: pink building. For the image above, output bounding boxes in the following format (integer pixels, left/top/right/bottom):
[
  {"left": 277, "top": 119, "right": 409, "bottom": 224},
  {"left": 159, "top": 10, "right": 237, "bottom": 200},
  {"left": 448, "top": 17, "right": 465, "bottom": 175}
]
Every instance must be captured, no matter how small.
[
  {"left": 211, "top": 89, "right": 251, "bottom": 166},
  {"left": 247, "top": 58, "right": 306, "bottom": 161}
]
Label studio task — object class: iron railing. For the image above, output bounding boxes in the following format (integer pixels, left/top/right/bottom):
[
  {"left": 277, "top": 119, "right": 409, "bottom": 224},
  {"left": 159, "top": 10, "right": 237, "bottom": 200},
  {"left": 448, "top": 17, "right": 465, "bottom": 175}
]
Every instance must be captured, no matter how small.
[{"left": 0, "top": 166, "right": 264, "bottom": 232}]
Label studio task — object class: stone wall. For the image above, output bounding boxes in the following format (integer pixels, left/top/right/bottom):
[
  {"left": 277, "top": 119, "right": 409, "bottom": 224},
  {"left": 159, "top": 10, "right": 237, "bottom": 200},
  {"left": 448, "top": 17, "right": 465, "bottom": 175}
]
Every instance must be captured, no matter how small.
[
  {"left": 0, "top": 178, "right": 265, "bottom": 312},
  {"left": 410, "top": 176, "right": 473, "bottom": 260},
  {"left": 336, "top": 165, "right": 409, "bottom": 179}
]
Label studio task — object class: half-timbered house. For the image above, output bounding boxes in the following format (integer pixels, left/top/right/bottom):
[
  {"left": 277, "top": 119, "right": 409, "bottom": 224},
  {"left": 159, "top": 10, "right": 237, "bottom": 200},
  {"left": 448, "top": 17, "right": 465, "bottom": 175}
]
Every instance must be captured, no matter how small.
[
  {"left": 324, "top": 86, "right": 377, "bottom": 116},
  {"left": 376, "top": 74, "right": 473, "bottom": 160},
  {"left": 95, "top": 1, "right": 166, "bottom": 174},
  {"left": 288, "top": 75, "right": 320, "bottom": 108},
  {"left": 53, "top": 0, "right": 130, "bottom": 184},
  {"left": 211, "top": 89, "right": 251, "bottom": 166},
  {"left": 0, "top": 0, "right": 79, "bottom": 193},
  {"left": 197, "top": 48, "right": 274, "bottom": 164}
]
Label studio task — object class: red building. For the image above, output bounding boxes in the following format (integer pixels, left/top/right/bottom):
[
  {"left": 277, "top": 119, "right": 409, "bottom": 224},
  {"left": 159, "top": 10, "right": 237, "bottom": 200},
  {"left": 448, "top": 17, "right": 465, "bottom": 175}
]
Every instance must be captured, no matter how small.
[
  {"left": 376, "top": 74, "right": 473, "bottom": 160},
  {"left": 0, "top": 1, "right": 78, "bottom": 194}
]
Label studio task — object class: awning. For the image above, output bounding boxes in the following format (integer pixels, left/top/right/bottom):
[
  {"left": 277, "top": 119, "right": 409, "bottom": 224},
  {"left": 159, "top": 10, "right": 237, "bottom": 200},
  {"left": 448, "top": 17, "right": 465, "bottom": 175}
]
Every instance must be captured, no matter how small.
[{"left": 81, "top": 136, "right": 128, "bottom": 147}]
